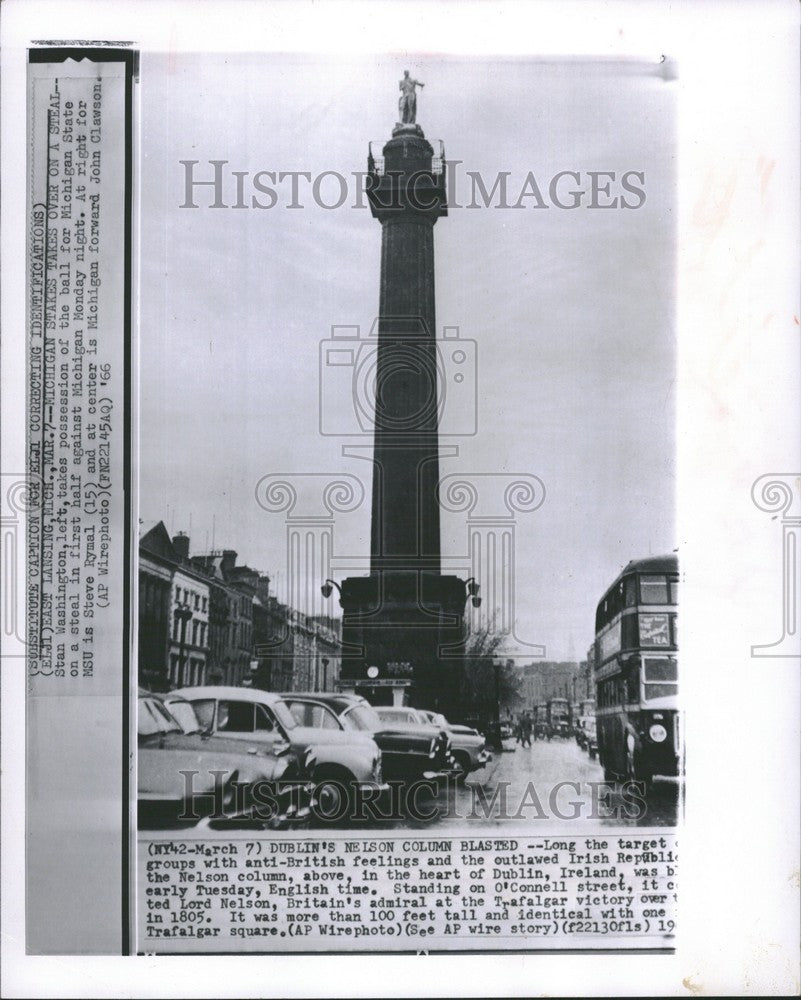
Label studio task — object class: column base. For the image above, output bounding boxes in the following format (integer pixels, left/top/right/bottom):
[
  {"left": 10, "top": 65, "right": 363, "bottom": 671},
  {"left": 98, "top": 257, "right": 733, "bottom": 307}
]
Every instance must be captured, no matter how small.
[{"left": 337, "top": 571, "right": 466, "bottom": 713}]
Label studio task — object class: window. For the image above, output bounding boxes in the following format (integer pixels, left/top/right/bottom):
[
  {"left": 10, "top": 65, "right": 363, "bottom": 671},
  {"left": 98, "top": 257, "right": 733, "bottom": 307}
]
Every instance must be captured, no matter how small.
[
  {"left": 642, "top": 656, "right": 678, "bottom": 701},
  {"left": 319, "top": 706, "right": 341, "bottom": 730},
  {"left": 169, "top": 699, "right": 201, "bottom": 734},
  {"left": 286, "top": 702, "right": 338, "bottom": 729},
  {"left": 148, "top": 698, "right": 182, "bottom": 734},
  {"left": 341, "top": 704, "right": 381, "bottom": 731},
  {"left": 624, "top": 576, "right": 637, "bottom": 607},
  {"left": 138, "top": 699, "right": 164, "bottom": 737},
  {"left": 194, "top": 593, "right": 200, "bottom": 610},
  {"left": 668, "top": 576, "right": 679, "bottom": 606},
  {"left": 289, "top": 702, "right": 307, "bottom": 726},
  {"left": 640, "top": 575, "right": 669, "bottom": 604},
  {"left": 217, "top": 700, "right": 256, "bottom": 732},
  {"left": 271, "top": 699, "right": 298, "bottom": 730},
  {"left": 254, "top": 705, "right": 276, "bottom": 732},
  {"left": 202, "top": 596, "right": 208, "bottom": 613},
  {"left": 191, "top": 699, "right": 216, "bottom": 730}
]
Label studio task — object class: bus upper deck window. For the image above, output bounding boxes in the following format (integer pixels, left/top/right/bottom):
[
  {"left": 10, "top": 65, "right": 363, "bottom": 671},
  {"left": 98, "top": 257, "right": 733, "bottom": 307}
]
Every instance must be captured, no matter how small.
[
  {"left": 669, "top": 576, "right": 679, "bottom": 605},
  {"left": 640, "top": 574, "right": 669, "bottom": 604},
  {"left": 624, "top": 576, "right": 637, "bottom": 606}
]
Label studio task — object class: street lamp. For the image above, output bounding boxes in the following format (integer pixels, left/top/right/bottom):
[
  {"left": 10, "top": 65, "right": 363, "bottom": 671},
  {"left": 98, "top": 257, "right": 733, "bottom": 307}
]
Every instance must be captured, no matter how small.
[
  {"left": 464, "top": 577, "right": 482, "bottom": 608},
  {"left": 320, "top": 579, "right": 342, "bottom": 600}
]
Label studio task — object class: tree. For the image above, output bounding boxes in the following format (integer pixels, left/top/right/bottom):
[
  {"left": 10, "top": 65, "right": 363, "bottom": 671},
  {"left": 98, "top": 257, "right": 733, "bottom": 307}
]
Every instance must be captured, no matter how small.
[{"left": 457, "top": 624, "right": 524, "bottom": 724}]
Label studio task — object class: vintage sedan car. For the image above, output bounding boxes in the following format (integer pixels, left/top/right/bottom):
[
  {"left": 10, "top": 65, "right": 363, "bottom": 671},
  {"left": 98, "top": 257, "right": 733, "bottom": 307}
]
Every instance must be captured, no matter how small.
[
  {"left": 170, "top": 686, "right": 386, "bottom": 817},
  {"left": 138, "top": 689, "right": 312, "bottom": 828},
  {"left": 280, "top": 693, "right": 455, "bottom": 784},
  {"left": 402, "top": 708, "right": 492, "bottom": 783},
  {"left": 575, "top": 715, "right": 591, "bottom": 748}
]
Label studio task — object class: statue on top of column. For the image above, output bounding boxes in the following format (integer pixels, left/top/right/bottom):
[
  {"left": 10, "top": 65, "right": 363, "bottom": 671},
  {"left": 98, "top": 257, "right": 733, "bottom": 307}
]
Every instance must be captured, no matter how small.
[{"left": 398, "top": 70, "right": 424, "bottom": 125}]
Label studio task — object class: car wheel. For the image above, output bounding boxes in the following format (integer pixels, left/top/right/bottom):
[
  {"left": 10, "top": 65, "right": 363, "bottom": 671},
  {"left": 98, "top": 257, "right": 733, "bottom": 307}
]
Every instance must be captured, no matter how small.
[{"left": 314, "top": 773, "right": 355, "bottom": 824}]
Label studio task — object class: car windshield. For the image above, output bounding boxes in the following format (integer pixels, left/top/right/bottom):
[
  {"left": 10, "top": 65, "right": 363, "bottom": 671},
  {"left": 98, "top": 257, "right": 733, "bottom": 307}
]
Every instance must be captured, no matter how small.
[
  {"left": 167, "top": 699, "right": 202, "bottom": 734},
  {"left": 377, "top": 708, "right": 419, "bottom": 725},
  {"left": 341, "top": 703, "right": 382, "bottom": 731},
  {"left": 138, "top": 697, "right": 182, "bottom": 736}
]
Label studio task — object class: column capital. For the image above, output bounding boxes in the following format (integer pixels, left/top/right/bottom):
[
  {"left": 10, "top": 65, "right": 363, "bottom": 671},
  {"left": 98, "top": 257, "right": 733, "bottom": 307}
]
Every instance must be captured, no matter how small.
[{"left": 752, "top": 474, "right": 801, "bottom": 519}]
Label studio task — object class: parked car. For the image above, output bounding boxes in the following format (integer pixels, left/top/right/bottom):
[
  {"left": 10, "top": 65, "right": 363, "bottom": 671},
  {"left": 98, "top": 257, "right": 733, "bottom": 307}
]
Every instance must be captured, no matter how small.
[
  {"left": 170, "top": 686, "right": 386, "bottom": 817},
  {"left": 575, "top": 714, "right": 591, "bottom": 749},
  {"left": 415, "top": 709, "right": 492, "bottom": 783},
  {"left": 138, "top": 689, "right": 312, "bottom": 828},
  {"left": 280, "top": 693, "right": 455, "bottom": 784}
]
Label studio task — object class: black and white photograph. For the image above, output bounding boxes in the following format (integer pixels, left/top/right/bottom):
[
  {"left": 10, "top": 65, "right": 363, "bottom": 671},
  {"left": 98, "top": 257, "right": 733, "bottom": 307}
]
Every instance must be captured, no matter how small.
[
  {"left": 136, "top": 52, "right": 679, "bottom": 833},
  {"left": 2, "top": 0, "right": 799, "bottom": 994}
]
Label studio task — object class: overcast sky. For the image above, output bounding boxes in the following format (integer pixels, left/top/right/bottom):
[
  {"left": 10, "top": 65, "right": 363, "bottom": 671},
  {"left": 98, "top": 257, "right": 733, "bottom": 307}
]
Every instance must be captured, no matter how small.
[{"left": 138, "top": 52, "right": 676, "bottom": 661}]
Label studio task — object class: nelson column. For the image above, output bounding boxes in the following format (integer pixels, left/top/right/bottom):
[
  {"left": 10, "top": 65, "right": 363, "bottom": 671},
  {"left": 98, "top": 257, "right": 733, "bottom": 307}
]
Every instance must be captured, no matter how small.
[{"left": 329, "top": 74, "right": 472, "bottom": 715}]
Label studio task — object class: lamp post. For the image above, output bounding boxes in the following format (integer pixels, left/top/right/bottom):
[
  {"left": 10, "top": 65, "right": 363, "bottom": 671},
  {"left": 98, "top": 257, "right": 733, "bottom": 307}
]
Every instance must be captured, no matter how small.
[{"left": 174, "top": 602, "right": 193, "bottom": 687}]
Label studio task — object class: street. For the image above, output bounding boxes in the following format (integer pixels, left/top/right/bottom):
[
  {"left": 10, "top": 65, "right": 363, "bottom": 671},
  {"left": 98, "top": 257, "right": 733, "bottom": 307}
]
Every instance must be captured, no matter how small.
[
  {"left": 143, "top": 734, "right": 680, "bottom": 838},
  {"left": 377, "top": 736, "right": 680, "bottom": 831}
]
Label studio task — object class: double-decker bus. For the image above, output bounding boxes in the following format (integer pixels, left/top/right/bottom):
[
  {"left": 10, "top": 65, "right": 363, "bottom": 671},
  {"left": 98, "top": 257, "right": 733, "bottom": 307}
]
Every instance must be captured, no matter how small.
[
  {"left": 591, "top": 553, "right": 680, "bottom": 788},
  {"left": 546, "top": 697, "right": 571, "bottom": 738}
]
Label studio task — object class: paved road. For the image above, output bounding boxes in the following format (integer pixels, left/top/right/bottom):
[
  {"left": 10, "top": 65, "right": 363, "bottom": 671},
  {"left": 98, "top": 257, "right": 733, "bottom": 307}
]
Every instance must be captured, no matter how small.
[{"left": 375, "top": 735, "right": 680, "bottom": 831}]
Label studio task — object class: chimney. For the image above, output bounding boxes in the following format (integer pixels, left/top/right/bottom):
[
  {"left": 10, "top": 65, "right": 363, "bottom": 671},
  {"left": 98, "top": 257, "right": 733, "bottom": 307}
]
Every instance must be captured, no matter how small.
[
  {"left": 221, "top": 549, "right": 237, "bottom": 576},
  {"left": 173, "top": 532, "right": 190, "bottom": 561},
  {"left": 256, "top": 574, "right": 271, "bottom": 604}
]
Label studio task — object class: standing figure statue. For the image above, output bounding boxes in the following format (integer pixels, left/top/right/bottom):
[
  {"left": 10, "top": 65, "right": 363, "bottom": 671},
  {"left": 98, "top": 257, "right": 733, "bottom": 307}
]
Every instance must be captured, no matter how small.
[{"left": 398, "top": 69, "right": 424, "bottom": 125}]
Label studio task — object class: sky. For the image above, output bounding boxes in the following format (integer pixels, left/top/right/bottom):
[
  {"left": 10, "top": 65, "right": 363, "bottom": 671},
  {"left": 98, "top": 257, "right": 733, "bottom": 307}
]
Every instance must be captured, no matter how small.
[{"left": 137, "top": 52, "right": 676, "bottom": 661}]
